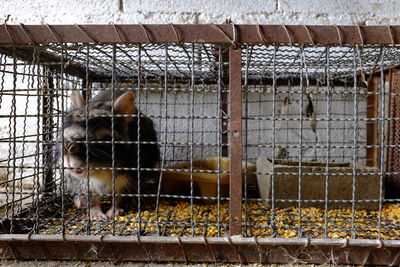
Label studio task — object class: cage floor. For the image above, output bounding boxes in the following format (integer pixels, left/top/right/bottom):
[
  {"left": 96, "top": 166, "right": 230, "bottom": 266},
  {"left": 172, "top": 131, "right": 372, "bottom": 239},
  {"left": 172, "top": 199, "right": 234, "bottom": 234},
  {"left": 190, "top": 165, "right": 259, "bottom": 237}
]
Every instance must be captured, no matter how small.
[{"left": 11, "top": 199, "right": 397, "bottom": 239}]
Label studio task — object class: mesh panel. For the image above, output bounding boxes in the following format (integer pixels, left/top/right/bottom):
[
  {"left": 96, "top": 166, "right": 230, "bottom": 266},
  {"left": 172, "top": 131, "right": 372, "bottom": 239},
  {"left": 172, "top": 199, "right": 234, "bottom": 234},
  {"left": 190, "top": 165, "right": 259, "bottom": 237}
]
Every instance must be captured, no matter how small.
[{"left": 0, "top": 43, "right": 399, "bottom": 241}]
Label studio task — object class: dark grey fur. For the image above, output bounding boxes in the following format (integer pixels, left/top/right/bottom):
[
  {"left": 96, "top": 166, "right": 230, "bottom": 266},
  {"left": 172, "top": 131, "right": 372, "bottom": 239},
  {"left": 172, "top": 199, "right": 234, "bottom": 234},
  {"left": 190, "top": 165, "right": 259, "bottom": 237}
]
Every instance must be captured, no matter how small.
[{"left": 60, "top": 90, "right": 160, "bottom": 214}]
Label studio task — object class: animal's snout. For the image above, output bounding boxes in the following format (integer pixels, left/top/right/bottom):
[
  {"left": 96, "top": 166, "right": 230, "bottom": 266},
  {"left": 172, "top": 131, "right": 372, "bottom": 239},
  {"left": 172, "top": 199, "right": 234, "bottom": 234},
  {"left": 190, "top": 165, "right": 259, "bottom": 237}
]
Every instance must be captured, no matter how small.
[{"left": 64, "top": 143, "right": 81, "bottom": 155}]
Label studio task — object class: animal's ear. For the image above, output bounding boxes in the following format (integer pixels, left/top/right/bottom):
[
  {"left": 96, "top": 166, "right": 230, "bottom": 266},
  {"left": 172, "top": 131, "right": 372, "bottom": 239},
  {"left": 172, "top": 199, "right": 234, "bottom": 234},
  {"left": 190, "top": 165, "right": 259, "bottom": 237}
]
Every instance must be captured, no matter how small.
[
  {"left": 114, "top": 92, "right": 136, "bottom": 114},
  {"left": 70, "top": 92, "right": 86, "bottom": 109}
]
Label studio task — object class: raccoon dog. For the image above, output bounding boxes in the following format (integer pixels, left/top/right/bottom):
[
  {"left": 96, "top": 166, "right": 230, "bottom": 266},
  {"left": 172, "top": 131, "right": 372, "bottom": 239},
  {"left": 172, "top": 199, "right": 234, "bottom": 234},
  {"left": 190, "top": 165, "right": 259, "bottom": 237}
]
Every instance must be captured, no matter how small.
[{"left": 61, "top": 90, "right": 160, "bottom": 220}]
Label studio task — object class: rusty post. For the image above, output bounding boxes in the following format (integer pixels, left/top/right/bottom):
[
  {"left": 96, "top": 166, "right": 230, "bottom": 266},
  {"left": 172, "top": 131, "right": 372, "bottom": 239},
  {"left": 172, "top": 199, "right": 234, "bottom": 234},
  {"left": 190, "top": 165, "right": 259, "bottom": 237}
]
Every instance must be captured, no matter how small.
[
  {"left": 229, "top": 46, "right": 242, "bottom": 235},
  {"left": 386, "top": 68, "right": 400, "bottom": 198},
  {"left": 366, "top": 76, "right": 380, "bottom": 168}
]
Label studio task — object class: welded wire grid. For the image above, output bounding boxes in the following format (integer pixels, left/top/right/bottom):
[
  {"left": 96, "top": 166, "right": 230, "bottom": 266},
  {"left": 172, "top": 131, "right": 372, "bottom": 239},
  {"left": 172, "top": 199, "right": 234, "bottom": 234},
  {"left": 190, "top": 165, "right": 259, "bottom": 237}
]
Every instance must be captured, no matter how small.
[
  {"left": 0, "top": 43, "right": 231, "bottom": 237},
  {"left": 0, "top": 43, "right": 399, "bottom": 240},
  {"left": 0, "top": 46, "right": 81, "bottom": 233},
  {"left": 243, "top": 44, "right": 400, "bottom": 240}
]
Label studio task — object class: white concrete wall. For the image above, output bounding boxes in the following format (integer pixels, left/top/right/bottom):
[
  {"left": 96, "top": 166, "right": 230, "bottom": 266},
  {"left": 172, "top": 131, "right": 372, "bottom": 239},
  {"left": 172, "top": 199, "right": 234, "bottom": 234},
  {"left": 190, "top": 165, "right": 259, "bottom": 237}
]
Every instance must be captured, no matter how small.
[{"left": 1, "top": 0, "right": 399, "bottom": 25}]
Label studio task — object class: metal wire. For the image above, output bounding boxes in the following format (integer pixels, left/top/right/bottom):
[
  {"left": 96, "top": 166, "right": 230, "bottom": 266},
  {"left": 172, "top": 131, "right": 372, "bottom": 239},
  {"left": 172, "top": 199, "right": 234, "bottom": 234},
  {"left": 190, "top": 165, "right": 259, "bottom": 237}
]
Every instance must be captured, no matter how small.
[
  {"left": 60, "top": 45, "right": 66, "bottom": 237},
  {"left": 33, "top": 46, "right": 41, "bottom": 233},
  {"left": 377, "top": 47, "right": 387, "bottom": 240},
  {"left": 350, "top": 46, "right": 358, "bottom": 238},
  {"left": 270, "top": 45, "right": 277, "bottom": 237},
  {"left": 323, "top": 46, "right": 331, "bottom": 238},
  {"left": 9, "top": 47, "right": 17, "bottom": 232},
  {"left": 84, "top": 44, "right": 91, "bottom": 234},
  {"left": 244, "top": 44, "right": 250, "bottom": 236},
  {"left": 0, "top": 40, "right": 399, "bottom": 250},
  {"left": 136, "top": 44, "right": 142, "bottom": 236},
  {"left": 216, "top": 44, "right": 222, "bottom": 237},
  {"left": 189, "top": 43, "right": 195, "bottom": 236},
  {"left": 111, "top": 44, "right": 116, "bottom": 234}
]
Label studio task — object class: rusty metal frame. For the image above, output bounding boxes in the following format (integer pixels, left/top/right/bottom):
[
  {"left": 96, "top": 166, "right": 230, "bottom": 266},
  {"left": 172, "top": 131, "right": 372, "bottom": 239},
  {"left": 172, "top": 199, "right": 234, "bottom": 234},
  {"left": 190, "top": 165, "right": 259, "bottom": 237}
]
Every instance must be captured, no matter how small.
[
  {"left": 1, "top": 24, "right": 400, "bottom": 263},
  {"left": 0, "top": 25, "right": 400, "bottom": 45},
  {"left": 0, "top": 235, "right": 400, "bottom": 265},
  {"left": 2, "top": 25, "right": 388, "bottom": 87},
  {"left": 229, "top": 46, "right": 242, "bottom": 235}
]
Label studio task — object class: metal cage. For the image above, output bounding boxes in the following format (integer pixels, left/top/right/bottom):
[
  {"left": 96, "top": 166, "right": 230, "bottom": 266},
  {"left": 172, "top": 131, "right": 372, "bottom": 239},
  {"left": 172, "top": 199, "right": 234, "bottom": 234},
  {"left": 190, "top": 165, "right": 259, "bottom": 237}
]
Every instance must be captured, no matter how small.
[{"left": 0, "top": 24, "right": 400, "bottom": 265}]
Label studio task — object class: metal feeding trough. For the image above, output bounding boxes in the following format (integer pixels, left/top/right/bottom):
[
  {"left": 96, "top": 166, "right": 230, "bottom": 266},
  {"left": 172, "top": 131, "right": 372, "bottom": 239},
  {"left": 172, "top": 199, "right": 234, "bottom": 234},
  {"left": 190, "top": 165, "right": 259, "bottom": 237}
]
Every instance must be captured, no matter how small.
[
  {"left": 256, "top": 158, "right": 381, "bottom": 210},
  {"left": 162, "top": 157, "right": 257, "bottom": 203}
]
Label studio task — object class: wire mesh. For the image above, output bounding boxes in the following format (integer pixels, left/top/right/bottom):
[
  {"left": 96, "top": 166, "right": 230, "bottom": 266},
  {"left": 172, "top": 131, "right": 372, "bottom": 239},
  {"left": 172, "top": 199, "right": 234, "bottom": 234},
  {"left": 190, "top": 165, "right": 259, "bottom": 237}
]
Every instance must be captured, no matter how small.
[
  {"left": 0, "top": 43, "right": 232, "bottom": 238},
  {"left": 0, "top": 41, "right": 399, "bottom": 243},
  {"left": 243, "top": 44, "right": 400, "bottom": 240}
]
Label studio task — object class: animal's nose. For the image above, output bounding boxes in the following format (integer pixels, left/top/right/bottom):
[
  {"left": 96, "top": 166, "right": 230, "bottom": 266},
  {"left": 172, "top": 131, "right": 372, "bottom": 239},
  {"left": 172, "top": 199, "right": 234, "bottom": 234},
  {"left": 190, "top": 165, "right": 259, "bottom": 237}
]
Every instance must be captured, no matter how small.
[{"left": 64, "top": 143, "right": 80, "bottom": 155}]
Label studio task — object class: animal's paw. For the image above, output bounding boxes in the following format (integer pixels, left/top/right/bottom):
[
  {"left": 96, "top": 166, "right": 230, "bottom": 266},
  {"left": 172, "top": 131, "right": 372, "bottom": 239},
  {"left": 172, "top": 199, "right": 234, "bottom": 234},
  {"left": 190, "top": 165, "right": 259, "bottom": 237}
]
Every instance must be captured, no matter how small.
[
  {"left": 106, "top": 207, "right": 124, "bottom": 219},
  {"left": 89, "top": 206, "right": 108, "bottom": 221},
  {"left": 74, "top": 196, "right": 86, "bottom": 208}
]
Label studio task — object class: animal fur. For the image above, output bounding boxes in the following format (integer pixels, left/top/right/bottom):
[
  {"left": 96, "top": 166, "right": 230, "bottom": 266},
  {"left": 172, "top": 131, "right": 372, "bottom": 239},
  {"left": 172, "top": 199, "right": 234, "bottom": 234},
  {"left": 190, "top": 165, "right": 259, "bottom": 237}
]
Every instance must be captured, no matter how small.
[{"left": 59, "top": 90, "right": 160, "bottom": 220}]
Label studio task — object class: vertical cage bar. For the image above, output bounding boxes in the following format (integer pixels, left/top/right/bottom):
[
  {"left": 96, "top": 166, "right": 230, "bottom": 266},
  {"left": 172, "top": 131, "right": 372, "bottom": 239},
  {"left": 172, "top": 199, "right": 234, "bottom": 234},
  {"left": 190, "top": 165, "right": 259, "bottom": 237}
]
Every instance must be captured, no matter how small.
[
  {"left": 42, "top": 72, "right": 54, "bottom": 193},
  {"left": 243, "top": 44, "right": 249, "bottom": 236},
  {"left": 33, "top": 47, "right": 42, "bottom": 233},
  {"left": 350, "top": 47, "right": 359, "bottom": 238},
  {"left": 8, "top": 47, "right": 17, "bottom": 229},
  {"left": 81, "top": 78, "right": 92, "bottom": 101},
  {"left": 189, "top": 43, "right": 195, "bottom": 236},
  {"left": 155, "top": 44, "right": 169, "bottom": 233},
  {"left": 228, "top": 46, "right": 242, "bottom": 235},
  {"left": 323, "top": 46, "right": 332, "bottom": 238},
  {"left": 387, "top": 67, "right": 400, "bottom": 199},
  {"left": 366, "top": 77, "right": 380, "bottom": 167},
  {"left": 136, "top": 44, "right": 143, "bottom": 235},
  {"left": 297, "top": 46, "right": 305, "bottom": 237},
  {"left": 111, "top": 44, "right": 117, "bottom": 234},
  {"left": 270, "top": 45, "right": 277, "bottom": 237},
  {"left": 60, "top": 46, "right": 66, "bottom": 236},
  {"left": 84, "top": 44, "right": 92, "bottom": 234},
  {"left": 220, "top": 46, "right": 229, "bottom": 157},
  {"left": 377, "top": 48, "right": 386, "bottom": 239},
  {"left": 216, "top": 44, "right": 223, "bottom": 236}
]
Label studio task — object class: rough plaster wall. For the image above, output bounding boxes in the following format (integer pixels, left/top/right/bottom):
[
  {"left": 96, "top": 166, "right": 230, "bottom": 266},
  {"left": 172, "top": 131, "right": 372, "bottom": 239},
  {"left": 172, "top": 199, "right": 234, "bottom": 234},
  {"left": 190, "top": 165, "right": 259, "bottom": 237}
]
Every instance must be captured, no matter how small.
[
  {"left": 1, "top": 0, "right": 400, "bottom": 25},
  {"left": 244, "top": 88, "right": 367, "bottom": 163}
]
